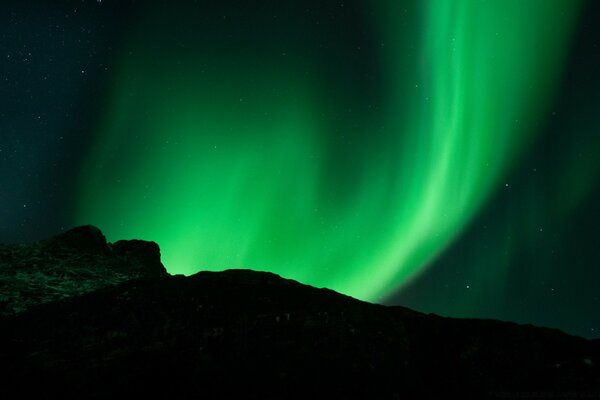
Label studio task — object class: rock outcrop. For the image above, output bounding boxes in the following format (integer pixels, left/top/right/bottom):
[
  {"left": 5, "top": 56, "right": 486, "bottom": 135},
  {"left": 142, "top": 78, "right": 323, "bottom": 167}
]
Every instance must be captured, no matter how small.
[{"left": 0, "top": 225, "right": 166, "bottom": 315}]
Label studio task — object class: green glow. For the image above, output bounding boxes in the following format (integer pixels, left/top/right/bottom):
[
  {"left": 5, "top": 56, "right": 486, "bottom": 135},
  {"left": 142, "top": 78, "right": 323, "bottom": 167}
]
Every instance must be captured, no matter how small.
[{"left": 77, "top": 1, "right": 581, "bottom": 301}]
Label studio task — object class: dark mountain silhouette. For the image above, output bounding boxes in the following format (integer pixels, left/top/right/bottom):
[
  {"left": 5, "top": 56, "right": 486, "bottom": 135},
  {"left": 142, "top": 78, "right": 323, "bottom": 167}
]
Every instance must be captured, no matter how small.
[{"left": 0, "top": 226, "right": 598, "bottom": 399}]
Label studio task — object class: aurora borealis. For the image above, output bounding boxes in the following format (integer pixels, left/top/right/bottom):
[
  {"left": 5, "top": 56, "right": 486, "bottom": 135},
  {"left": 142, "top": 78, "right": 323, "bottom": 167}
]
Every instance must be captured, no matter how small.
[
  {"left": 2, "top": 0, "right": 600, "bottom": 338},
  {"left": 77, "top": 0, "right": 581, "bottom": 299}
]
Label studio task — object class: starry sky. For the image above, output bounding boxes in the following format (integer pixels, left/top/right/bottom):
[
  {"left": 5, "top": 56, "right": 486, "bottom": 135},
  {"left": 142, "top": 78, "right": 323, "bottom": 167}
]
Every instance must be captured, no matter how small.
[{"left": 2, "top": 0, "right": 599, "bottom": 339}]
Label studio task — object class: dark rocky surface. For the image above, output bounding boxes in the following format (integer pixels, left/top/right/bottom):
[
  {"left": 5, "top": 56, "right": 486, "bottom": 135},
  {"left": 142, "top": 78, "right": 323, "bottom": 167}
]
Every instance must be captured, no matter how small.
[
  {"left": 0, "top": 227, "right": 598, "bottom": 399},
  {"left": 0, "top": 225, "right": 166, "bottom": 315}
]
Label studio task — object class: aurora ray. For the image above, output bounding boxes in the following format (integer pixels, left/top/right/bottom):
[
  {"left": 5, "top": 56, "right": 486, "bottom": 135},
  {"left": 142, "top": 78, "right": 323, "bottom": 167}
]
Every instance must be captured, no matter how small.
[{"left": 77, "top": 0, "right": 581, "bottom": 301}]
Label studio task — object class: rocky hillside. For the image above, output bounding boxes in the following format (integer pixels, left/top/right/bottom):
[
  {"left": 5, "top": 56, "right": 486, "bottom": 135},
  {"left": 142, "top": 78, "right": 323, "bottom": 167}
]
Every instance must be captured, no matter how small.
[
  {"left": 0, "top": 225, "right": 166, "bottom": 315},
  {"left": 0, "top": 227, "right": 598, "bottom": 399}
]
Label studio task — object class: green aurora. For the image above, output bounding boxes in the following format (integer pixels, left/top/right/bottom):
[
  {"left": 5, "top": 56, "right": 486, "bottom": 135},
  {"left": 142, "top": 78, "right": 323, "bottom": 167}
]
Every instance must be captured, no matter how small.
[{"left": 77, "top": 0, "right": 582, "bottom": 302}]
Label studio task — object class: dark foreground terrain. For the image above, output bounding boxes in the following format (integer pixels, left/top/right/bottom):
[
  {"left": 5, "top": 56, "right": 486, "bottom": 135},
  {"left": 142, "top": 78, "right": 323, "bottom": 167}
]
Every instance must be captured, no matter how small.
[{"left": 0, "top": 226, "right": 598, "bottom": 399}]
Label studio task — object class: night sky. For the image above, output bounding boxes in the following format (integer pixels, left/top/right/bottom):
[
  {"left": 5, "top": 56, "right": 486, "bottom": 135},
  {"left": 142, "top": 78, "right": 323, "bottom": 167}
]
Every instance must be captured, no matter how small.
[{"left": 2, "top": 0, "right": 599, "bottom": 339}]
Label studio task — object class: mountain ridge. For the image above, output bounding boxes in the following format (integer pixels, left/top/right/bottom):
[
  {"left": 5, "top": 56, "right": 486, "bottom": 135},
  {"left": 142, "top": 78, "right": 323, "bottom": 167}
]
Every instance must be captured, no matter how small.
[{"left": 0, "top": 226, "right": 598, "bottom": 398}]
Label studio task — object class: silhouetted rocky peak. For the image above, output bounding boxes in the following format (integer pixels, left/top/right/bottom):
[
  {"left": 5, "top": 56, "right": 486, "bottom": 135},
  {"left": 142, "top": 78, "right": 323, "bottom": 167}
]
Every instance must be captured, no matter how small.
[
  {"left": 0, "top": 225, "right": 166, "bottom": 315},
  {"left": 111, "top": 239, "right": 165, "bottom": 277},
  {"left": 46, "top": 225, "right": 111, "bottom": 254}
]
